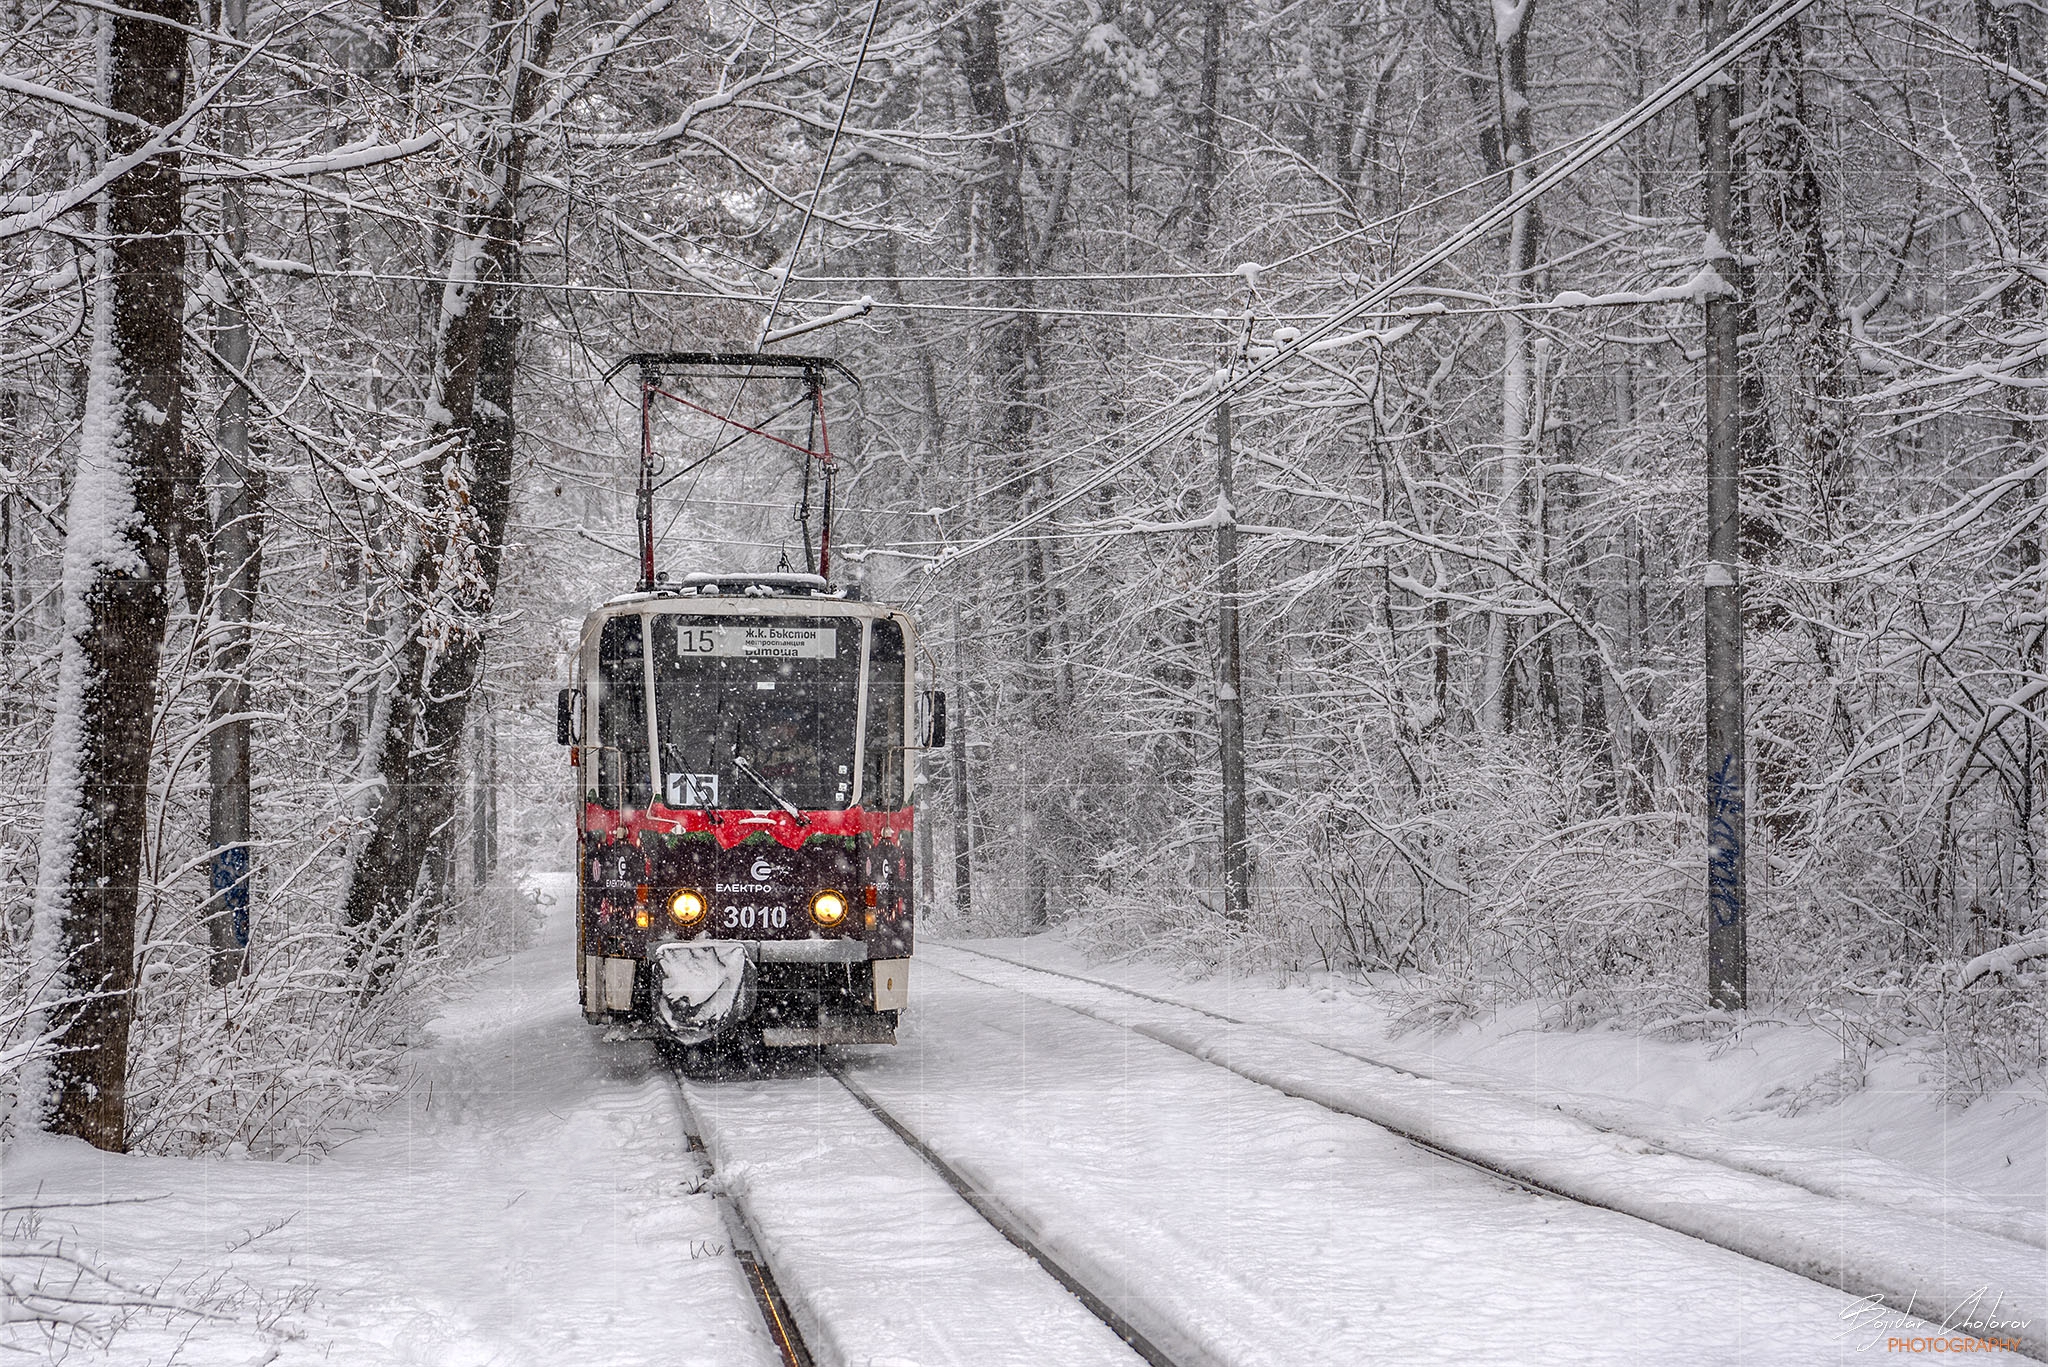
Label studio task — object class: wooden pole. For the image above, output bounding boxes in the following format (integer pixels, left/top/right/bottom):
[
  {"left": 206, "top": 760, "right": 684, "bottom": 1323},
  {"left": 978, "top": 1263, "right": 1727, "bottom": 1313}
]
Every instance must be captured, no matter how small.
[{"left": 1214, "top": 397, "right": 1251, "bottom": 921}]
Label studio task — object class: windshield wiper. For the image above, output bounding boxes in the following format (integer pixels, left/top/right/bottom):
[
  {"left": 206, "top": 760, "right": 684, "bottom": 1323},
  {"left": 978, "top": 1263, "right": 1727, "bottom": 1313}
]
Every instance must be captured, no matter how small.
[{"left": 731, "top": 750, "right": 810, "bottom": 826}]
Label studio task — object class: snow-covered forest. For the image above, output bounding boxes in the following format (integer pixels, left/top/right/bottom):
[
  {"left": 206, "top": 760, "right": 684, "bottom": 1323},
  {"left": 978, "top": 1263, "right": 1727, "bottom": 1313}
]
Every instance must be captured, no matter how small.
[{"left": 0, "top": 0, "right": 2042, "bottom": 1181}]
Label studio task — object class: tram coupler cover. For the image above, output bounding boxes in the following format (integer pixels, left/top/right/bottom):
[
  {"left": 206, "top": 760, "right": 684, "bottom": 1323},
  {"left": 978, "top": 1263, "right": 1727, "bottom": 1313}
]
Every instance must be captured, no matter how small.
[{"left": 653, "top": 942, "right": 755, "bottom": 1044}]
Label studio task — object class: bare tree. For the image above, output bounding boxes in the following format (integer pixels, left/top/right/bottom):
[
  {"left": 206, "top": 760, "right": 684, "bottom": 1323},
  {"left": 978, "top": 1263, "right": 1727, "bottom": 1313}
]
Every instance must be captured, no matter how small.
[
  {"left": 341, "top": 0, "right": 561, "bottom": 983},
  {"left": 28, "top": 0, "right": 193, "bottom": 1150}
]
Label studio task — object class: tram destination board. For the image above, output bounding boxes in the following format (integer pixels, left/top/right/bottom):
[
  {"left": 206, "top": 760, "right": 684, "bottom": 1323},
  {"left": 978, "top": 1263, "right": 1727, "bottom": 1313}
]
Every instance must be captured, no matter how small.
[{"left": 671, "top": 622, "right": 839, "bottom": 660}]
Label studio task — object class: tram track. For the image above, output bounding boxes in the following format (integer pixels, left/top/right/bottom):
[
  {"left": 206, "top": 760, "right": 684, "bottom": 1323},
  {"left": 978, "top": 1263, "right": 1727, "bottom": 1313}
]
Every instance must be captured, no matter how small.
[
  {"left": 925, "top": 941, "right": 2048, "bottom": 1363},
  {"left": 658, "top": 944, "right": 2038, "bottom": 1365},
  {"left": 825, "top": 1062, "right": 1182, "bottom": 1367},
  {"left": 936, "top": 941, "right": 2044, "bottom": 1247},
  {"left": 672, "top": 1047, "right": 1164, "bottom": 1367},
  {"left": 675, "top": 1084, "right": 817, "bottom": 1367}
]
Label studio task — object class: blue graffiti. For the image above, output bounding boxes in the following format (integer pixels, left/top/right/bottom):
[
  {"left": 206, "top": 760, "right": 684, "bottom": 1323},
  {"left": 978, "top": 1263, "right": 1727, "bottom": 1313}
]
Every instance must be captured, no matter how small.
[
  {"left": 210, "top": 845, "right": 251, "bottom": 948},
  {"left": 1707, "top": 752, "right": 1743, "bottom": 928}
]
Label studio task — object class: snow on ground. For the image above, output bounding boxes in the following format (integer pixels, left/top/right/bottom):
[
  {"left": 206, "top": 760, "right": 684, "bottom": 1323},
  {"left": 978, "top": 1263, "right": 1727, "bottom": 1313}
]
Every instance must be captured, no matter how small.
[
  {"left": 835, "top": 951, "right": 2035, "bottom": 1366},
  {"left": 4, "top": 894, "right": 2035, "bottom": 1366},
  {"left": 683, "top": 1070, "right": 1143, "bottom": 1367},
  {"left": 0, "top": 874, "right": 780, "bottom": 1366},
  {"left": 954, "top": 931, "right": 2047, "bottom": 1233}
]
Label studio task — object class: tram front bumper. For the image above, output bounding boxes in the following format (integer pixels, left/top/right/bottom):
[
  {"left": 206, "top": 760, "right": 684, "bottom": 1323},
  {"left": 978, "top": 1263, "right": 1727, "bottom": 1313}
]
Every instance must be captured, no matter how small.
[
  {"left": 649, "top": 939, "right": 906, "bottom": 1046},
  {"left": 652, "top": 941, "right": 754, "bottom": 1044}
]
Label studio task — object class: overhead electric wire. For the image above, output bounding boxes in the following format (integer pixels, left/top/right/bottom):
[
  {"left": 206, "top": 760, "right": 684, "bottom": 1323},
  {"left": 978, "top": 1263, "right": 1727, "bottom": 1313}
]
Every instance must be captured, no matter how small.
[
  {"left": 907, "top": 0, "right": 1826, "bottom": 594},
  {"left": 753, "top": 0, "right": 883, "bottom": 349},
  {"left": 651, "top": 0, "right": 881, "bottom": 560},
  {"left": 771, "top": 114, "right": 1629, "bottom": 293},
  {"left": 255, "top": 266, "right": 1337, "bottom": 323}
]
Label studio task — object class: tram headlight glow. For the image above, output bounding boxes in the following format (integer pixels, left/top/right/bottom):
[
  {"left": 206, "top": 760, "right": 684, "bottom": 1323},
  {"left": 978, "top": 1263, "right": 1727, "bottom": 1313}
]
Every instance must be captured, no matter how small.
[
  {"left": 809, "top": 889, "right": 849, "bottom": 929},
  {"left": 668, "top": 888, "right": 709, "bottom": 927}
]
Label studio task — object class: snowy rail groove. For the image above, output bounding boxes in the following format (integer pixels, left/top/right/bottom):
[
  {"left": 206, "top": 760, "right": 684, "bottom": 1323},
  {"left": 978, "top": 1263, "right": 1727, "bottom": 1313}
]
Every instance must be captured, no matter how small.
[
  {"left": 924, "top": 942, "right": 2047, "bottom": 1362},
  {"left": 678, "top": 947, "right": 2037, "bottom": 1366},
  {"left": 678, "top": 1064, "right": 1151, "bottom": 1366}
]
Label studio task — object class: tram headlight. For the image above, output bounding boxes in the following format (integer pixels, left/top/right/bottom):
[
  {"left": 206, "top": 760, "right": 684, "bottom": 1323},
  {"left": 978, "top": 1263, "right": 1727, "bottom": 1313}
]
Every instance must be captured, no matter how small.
[
  {"left": 668, "top": 888, "right": 709, "bottom": 927},
  {"left": 809, "top": 889, "right": 849, "bottom": 929}
]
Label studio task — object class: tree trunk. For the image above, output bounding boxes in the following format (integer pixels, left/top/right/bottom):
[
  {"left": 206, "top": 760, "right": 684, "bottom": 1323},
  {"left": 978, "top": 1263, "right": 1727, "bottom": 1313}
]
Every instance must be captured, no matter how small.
[
  {"left": 949, "top": 599, "right": 973, "bottom": 916},
  {"left": 1189, "top": 0, "right": 1228, "bottom": 248},
  {"left": 958, "top": 1, "right": 1053, "bottom": 925},
  {"left": 1480, "top": 0, "right": 1542, "bottom": 733},
  {"left": 341, "top": 0, "right": 559, "bottom": 985},
  {"left": 1756, "top": 16, "right": 1848, "bottom": 529},
  {"left": 470, "top": 708, "right": 497, "bottom": 888},
  {"left": 1978, "top": 0, "right": 2046, "bottom": 909},
  {"left": 29, "top": 0, "right": 191, "bottom": 1151},
  {"left": 205, "top": 0, "right": 262, "bottom": 984}
]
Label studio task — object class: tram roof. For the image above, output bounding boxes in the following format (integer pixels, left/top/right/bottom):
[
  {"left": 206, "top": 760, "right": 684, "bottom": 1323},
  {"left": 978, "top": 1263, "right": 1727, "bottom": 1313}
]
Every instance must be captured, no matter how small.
[{"left": 586, "top": 571, "right": 906, "bottom": 620}]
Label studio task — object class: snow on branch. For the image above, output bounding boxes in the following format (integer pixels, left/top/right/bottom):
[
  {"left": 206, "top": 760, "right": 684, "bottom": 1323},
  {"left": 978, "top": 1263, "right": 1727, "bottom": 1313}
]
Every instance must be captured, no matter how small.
[
  {"left": 1959, "top": 936, "right": 2048, "bottom": 989},
  {"left": 0, "top": 42, "right": 265, "bottom": 241},
  {"left": 0, "top": 72, "right": 151, "bottom": 129},
  {"left": 183, "top": 131, "right": 446, "bottom": 181}
]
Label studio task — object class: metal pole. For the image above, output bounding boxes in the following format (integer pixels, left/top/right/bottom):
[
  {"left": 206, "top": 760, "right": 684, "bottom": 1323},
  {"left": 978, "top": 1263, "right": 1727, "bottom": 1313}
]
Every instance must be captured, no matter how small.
[
  {"left": 1214, "top": 397, "right": 1251, "bottom": 921},
  {"left": 637, "top": 375, "right": 656, "bottom": 591},
  {"left": 813, "top": 375, "right": 834, "bottom": 581},
  {"left": 818, "top": 462, "right": 835, "bottom": 583},
  {"left": 1702, "top": 0, "right": 1747, "bottom": 1009}
]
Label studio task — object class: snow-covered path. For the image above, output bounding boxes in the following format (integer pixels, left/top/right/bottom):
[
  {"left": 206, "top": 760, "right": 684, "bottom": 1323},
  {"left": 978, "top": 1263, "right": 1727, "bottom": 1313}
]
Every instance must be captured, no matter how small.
[
  {"left": 816, "top": 952, "right": 2036, "bottom": 1366},
  {"left": 1, "top": 876, "right": 781, "bottom": 1366}
]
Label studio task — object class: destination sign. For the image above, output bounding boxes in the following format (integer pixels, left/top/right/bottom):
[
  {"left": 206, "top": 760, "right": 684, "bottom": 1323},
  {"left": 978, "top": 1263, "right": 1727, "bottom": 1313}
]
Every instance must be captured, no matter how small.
[{"left": 672, "top": 623, "right": 838, "bottom": 659}]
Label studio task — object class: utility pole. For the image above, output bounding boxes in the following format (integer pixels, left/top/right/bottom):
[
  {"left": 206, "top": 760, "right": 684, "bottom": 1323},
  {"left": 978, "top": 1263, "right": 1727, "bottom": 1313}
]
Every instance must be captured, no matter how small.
[
  {"left": 1213, "top": 396, "right": 1251, "bottom": 921},
  {"left": 1702, "top": 0, "right": 1747, "bottom": 1009}
]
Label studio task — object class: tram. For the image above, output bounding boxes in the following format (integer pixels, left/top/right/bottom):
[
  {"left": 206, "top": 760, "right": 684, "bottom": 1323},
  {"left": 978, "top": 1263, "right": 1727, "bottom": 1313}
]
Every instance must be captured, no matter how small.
[{"left": 556, "top": 354, "right": 937, "bottom": 1049}]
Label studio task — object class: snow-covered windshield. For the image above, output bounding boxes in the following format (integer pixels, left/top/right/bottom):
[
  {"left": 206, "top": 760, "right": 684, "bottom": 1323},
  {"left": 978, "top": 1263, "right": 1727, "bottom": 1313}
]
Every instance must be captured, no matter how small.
[{"left": 650, "top": 615, "right": 862, "bottom": 811}]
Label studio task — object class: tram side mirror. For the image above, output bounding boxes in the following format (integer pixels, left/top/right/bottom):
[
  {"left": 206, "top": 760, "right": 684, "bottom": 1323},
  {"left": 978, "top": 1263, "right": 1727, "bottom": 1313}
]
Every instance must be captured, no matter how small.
[
  {"left": 556, "top": 688, "right": 575, "bottom": 745},
  {"left": 927, "top": 690, "right": 947, "bottom": 749}
]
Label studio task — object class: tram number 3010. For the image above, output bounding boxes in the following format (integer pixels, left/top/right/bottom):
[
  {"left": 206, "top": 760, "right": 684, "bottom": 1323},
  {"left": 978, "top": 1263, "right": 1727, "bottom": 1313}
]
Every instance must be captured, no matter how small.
[{"left": 724, "top": 904, "right": 789, "bottom": 931}]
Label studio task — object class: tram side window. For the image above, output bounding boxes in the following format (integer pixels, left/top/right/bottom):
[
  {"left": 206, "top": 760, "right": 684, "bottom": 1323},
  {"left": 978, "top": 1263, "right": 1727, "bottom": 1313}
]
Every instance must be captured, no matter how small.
[
  {"left": 862, "top": 620, "right": 906, "bottom": 810},
  {"left": 595, "top": 615, "right": 651, "bottom": 809}
]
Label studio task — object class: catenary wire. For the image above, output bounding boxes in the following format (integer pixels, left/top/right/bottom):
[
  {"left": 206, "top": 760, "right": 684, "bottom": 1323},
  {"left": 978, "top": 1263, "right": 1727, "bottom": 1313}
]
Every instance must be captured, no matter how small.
[{"left": 753, "top": 0, "right": 883, "bottom": 348}]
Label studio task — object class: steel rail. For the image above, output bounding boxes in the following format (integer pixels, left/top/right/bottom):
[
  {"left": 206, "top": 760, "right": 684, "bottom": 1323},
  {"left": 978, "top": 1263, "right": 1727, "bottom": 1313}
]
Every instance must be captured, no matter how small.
[
  {"left": 671, "top": 1045, "right": 1176, "bottom": 1367},
  {"left": 824, "top": 1061, "right": 1184, "bottom": 1367},
  {"left": 672, "top": 1084, "right": 818, "bottom": 1367},
  {"left": 927, "top": 943, "right": 2048, "bottom": 1363}
]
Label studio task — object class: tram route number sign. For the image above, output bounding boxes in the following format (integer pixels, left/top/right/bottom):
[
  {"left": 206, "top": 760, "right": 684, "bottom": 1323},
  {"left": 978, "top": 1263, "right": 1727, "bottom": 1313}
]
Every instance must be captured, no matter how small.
[
  {"left": 674, "top": 623, "right": 837, "bottom": 660},
  {"left": 667, "top": 772, "right": 719, "bottom": 806}
]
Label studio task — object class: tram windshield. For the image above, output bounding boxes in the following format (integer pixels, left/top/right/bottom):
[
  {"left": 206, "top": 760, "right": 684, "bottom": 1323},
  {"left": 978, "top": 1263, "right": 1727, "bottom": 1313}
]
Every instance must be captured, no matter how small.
[{"left": 649, "top": 615, "right": 867, "bottom": 812}]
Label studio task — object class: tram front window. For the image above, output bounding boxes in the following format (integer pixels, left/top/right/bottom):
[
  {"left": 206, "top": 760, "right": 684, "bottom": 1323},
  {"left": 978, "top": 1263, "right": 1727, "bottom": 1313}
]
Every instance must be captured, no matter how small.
[{"left": 650, "top": 616, "right": 862, "bottom": 812}]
